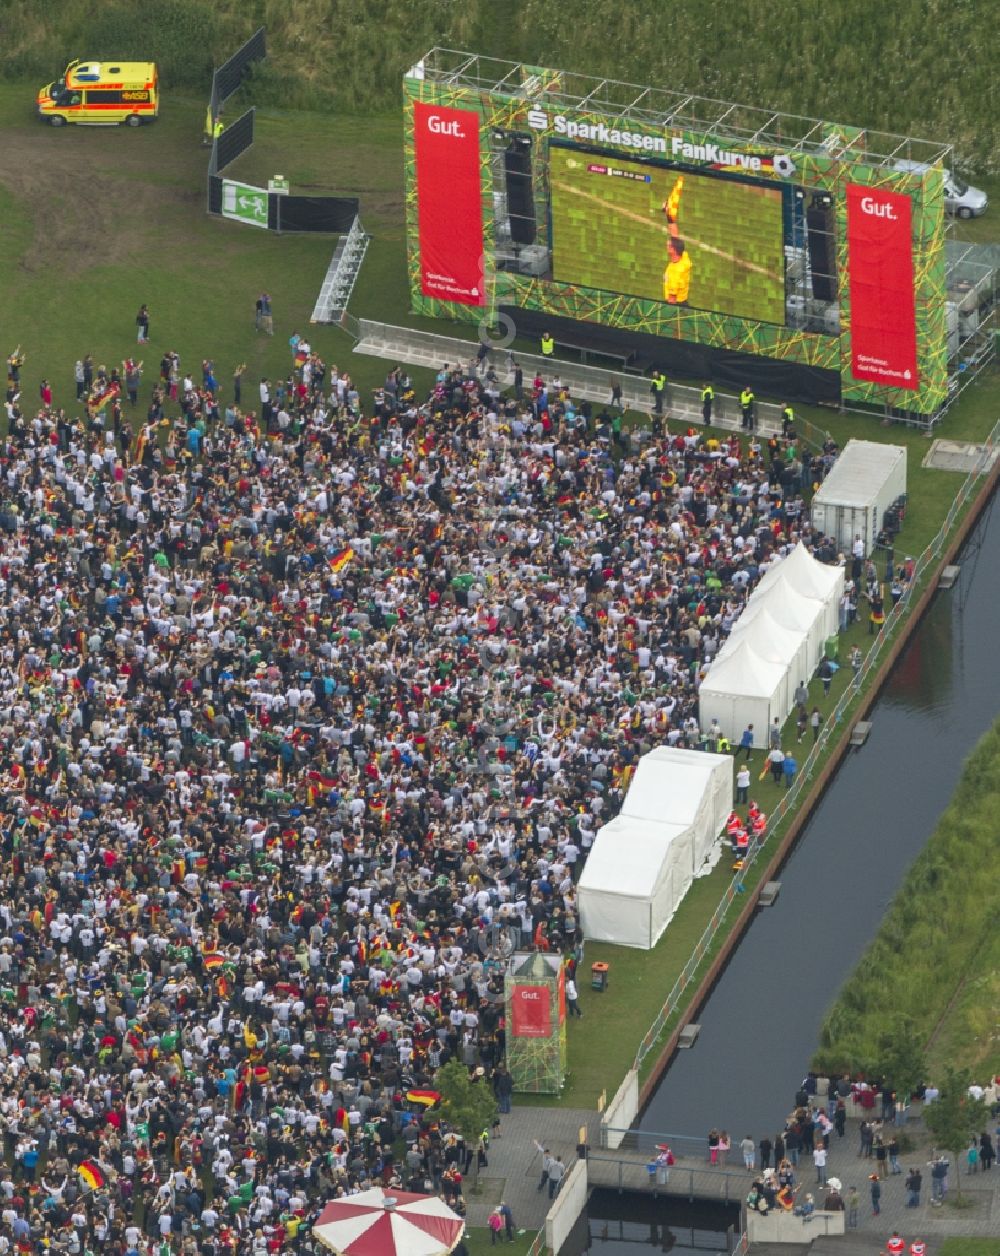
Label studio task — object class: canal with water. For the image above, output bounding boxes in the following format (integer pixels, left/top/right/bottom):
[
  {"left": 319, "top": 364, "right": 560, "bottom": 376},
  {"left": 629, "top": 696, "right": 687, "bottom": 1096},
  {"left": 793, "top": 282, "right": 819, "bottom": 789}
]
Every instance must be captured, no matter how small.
[
  {"left": 563, "top": 1193, "right": 740, "bottom": 1256},
  {"left": 638, "top": 488, "right": 1000, "bottom": 1142}
]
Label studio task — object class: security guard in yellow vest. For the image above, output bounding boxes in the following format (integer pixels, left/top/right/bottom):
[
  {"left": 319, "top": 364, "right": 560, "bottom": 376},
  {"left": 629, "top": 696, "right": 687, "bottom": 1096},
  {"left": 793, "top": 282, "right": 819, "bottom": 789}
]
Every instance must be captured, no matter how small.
[
  {"left": 701, "top": 383, "right": 714, "bottom": 426},
  {"left": 781, "top": 402, "right": 794, "bottom": 436},
  {"left": 740, "top": 385, "right": 755, "bottom": 431},
  {"left": 651, "top": 370, "right": 666, "bottom": 415},
  {"left": 213, "top": 116, "right": 224, "bottom": 140},
  {"left": 540, "top": 332, "right": 555, "bottom": 358}
]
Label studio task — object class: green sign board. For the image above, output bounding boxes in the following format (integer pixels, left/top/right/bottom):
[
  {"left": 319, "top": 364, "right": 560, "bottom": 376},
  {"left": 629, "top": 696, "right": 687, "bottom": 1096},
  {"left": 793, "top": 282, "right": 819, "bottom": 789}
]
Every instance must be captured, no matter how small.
[{"left": 221, "top": 179, "right": 268, "bottom": 229}]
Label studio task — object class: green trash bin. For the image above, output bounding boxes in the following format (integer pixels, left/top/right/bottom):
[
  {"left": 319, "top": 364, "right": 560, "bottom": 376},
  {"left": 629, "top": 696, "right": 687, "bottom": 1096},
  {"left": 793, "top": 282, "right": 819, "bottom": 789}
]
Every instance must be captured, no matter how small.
[{"left": 825, "top": 635, "right": 839, "bottom": 661}]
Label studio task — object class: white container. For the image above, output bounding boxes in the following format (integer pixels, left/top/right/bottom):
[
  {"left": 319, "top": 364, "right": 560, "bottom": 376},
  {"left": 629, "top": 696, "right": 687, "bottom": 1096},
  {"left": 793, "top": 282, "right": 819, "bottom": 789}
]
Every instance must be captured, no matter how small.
[{"left": 811, "top": 440, "right": 908, "bottom": 556}]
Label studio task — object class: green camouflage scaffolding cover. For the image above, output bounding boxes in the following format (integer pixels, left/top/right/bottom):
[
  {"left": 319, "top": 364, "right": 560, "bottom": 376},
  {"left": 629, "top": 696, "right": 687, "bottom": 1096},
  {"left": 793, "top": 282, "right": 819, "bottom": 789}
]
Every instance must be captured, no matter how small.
[{"left": 403, "top": 67, "right": 948, "bottom": 415}]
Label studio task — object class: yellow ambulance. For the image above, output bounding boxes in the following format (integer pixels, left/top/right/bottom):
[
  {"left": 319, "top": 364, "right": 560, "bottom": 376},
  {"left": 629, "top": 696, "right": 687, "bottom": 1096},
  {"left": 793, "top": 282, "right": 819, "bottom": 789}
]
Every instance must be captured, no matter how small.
[{"left": 37, "top": 60, "right": 159, "bottom": 127}]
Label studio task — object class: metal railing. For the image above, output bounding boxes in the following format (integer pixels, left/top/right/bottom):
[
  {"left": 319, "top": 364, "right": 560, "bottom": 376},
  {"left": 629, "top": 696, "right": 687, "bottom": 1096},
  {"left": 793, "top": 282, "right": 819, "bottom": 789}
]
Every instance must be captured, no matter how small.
[
  {"left": 352, "top": 319, "right": 797, "bottom": 437},
  {"left": 524, "top": 1226, "right": 546, "bottom": 1256},
  {"left": 633, "top": 415, "right": 1000, "bottom": 1073},
  {"left": 587, "top": 1152, "right": 749, "bottom": 1204},
  {"left": 312, "top": 216, "right": 370, "bottom": 323},
  {"left": 599, "top": 1128, "right": 709, "bottom": 1157}
]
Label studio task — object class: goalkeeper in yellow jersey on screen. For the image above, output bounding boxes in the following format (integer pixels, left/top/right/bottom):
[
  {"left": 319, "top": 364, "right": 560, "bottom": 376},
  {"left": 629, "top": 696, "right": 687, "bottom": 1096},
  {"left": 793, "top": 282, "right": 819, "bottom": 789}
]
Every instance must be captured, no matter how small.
[{"left": 661, "top": 174, "right": 692, "bottom": 304}]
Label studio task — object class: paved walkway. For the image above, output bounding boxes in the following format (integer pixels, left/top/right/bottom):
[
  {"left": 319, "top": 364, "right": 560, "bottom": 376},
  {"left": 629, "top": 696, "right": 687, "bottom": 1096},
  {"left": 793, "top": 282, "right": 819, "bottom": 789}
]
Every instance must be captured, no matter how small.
[
  {"left": 466, "top": 1103, "right": 595, "bottom": 1231},
  {"left": 473, "top": 1104, "right": 1000, "bottom": 1247},
  {"left": 797, "top": 1113, "right": 1000, "bottom": 1242}
]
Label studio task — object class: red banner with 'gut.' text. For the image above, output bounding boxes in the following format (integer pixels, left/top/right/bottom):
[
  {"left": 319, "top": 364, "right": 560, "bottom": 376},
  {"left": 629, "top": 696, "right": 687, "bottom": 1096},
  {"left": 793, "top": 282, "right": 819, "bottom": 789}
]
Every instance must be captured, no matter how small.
[
  {"left": 413, "top": 101, "right": 485, "bottom": 306},
  {"left": 511, "top": 985, "right": 551, "bottom": 1038},
  {"left": 846, "top": 184, "right": 918, "bottom": 390}
]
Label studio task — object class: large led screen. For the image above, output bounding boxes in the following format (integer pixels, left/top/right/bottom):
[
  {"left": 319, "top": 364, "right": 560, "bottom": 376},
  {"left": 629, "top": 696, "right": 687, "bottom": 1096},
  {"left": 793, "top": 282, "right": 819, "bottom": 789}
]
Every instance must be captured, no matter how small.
[{"left": 550, "top": 146, "right": 786, "bottom": 325}]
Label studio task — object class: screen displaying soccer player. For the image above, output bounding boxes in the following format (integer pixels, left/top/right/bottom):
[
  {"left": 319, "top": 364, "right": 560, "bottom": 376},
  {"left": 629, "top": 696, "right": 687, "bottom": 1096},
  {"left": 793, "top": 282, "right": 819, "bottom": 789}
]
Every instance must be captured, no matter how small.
[{"left": 549, "top": 146, "right": 786, "bottom": 324}]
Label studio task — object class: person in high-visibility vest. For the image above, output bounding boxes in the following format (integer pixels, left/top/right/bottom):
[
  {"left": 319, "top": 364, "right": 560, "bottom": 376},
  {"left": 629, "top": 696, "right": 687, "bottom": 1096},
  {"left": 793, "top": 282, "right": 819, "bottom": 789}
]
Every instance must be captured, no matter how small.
[
  {"left": 540, "top": 332, "right": 555, "bottom": 357},
  {"left": 701, "top": 383, "right": 714, "bottom": 426},
  {"left": 213, "top": 115, "right": 224, "bottom": 140},
  {"left": 650, "top": 370, "right": 666, "bottom": 415},
  {"left": 781, "top": 402, "right": 794, "bottom": 436},
  {"left": 909, "top": 1242, "right": 926, "bottom": 1256},
  {"left": 203, "top": 104, "right": 214, "bottom": 146},
  {"left": 740, "top": 386, "right": 755, "bottom": 431}
]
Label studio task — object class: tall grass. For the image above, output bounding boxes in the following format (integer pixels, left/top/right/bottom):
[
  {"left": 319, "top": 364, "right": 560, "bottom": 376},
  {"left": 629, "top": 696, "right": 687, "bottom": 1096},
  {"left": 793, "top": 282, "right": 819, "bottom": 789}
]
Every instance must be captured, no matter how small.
[
  {"left": 0, "top": 0, "right": 996, "bottom": 169},
  {"left": 813, "top": 720, "right": 1000, "bottom": 1080}
]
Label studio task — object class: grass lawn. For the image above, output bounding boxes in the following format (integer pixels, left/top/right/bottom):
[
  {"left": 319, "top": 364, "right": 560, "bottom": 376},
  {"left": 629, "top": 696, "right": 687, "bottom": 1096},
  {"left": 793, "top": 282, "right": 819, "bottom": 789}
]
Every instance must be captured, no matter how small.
[
  {"left": 464, "top": 1228, "right": 539, "bottom": 1256},
  {"left": 2, "top": 77, "right": 1000, "bottom": 1112},
  {"left": 940, "top": 1242, "right": 1000, "bottom": 1256}
]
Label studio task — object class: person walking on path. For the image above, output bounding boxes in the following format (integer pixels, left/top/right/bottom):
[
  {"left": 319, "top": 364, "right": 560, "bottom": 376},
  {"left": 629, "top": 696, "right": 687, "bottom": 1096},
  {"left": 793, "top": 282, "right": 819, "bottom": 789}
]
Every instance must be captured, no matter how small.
[
  {"left": 708, "top": 1129, "right": 720, "bottom": 1166},
  {"left": 980, "top": 1131, "right": 995, "bottom": 1170},
  {"left": 738, "top": 725, "right": 754, "bottom": 760},
  {"left": 847, "top": 1186, "right": 859, "bottom": 1228},
  {"left": 759, "top": 1137, "right": 772, "bottom": 1170},
  {"left": 741, "top": 1135, "right": 756, "bottom": 1171},
  {"left": 869, "top": 1173, "right": 882, "bottom": 1216},
  {"left": 536, "top": 1147, "right": 553, "bottom": 1192},
  {"left": 493, "top": 1065, "right": 513, "bottom": 1115},
  {"left": 814, "top": 1143, "right": 828, "bottom": 1185},
  {"left": 548, "top": 1156, "right": 566, "bottom": 1199},
  {"left": 500, "top": 1201, "right": 516, "bottom": 1242},
  {"left": 905, "top": 1167, "right": 922, "bottom": 1207},
  {"left": 736, "top": 764, "right": 751, "bottom": 805}
]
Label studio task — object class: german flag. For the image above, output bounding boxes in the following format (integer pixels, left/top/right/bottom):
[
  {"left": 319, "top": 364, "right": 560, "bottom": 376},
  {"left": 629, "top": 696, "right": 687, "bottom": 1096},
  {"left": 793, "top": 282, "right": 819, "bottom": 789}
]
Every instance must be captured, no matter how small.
[
  {"left": 328, "top": 546, "right": 354, "bottom": 574},
  {"left": 78, "top": 1160, "right": 105, "bottom": 1191},
  {"left": 202, "top": 952, "right": 226, "bottom": 970},
  {"left": 405, "top": 1088, "right": 441, "bottom": 1108}
]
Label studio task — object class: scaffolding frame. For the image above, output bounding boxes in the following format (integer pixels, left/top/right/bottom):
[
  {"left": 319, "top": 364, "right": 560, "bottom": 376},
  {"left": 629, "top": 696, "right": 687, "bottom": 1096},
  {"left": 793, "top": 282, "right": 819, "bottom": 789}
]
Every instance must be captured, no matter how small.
[{"left": 412, "top": 47, "right": 952, "bottom": 169}]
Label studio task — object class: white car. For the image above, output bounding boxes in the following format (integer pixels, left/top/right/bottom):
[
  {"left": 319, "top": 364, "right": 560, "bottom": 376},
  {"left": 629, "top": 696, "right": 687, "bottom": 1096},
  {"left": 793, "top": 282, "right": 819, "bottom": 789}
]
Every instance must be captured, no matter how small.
[{"left": 894, "top": 159, "right": 988, "bottom": 218}]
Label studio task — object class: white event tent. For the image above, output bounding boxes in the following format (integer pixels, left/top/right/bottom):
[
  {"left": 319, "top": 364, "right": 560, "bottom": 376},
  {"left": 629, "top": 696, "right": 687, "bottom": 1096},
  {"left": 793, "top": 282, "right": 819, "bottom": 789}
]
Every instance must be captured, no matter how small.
[
  {"left": 578, "top": 748, "right": 733, "bottom": 950},
  {"left": 698, "top": 544, "right": 844, "bottom": 748}
]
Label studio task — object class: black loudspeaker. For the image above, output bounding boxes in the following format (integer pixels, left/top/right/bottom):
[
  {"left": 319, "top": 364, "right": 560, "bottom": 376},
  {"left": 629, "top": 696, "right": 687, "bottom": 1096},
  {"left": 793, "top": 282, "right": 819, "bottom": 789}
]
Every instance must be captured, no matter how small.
[
  {"left": 505, "top": 139, "right": 536, "bottom": 245},
  {"left": 806, "top": 198, "right": 837, "bottom": 303}
]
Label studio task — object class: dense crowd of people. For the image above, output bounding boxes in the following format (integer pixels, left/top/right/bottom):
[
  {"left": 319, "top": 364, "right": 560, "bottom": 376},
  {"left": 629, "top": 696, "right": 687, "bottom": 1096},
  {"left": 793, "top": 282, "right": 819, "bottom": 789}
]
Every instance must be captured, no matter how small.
[{"left": 0, "top": 335, "right": 849, "bottom": 1253}]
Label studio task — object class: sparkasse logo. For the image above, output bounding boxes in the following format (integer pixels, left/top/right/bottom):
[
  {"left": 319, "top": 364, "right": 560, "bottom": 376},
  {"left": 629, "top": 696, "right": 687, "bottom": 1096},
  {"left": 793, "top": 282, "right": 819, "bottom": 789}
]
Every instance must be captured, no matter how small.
[{"left": 527, "top": 108, "right": 548, "bottom": 131}]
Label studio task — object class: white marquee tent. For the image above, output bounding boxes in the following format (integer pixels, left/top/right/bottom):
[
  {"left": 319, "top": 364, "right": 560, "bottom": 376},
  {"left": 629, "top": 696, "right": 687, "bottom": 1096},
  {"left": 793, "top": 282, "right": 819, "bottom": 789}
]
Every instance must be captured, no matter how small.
[
  {"left": 699, "top": 544, "right": 845, "bottom": 748},
  {"left": 578, "top": 749, "right": 733, "bottom": 950}
]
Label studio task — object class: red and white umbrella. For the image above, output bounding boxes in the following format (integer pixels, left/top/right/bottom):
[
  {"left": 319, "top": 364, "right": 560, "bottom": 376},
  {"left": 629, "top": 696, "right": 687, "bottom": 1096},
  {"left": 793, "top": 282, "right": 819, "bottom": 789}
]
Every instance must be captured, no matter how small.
[{"left": 313, "top": 1187, "right": 465, "bottom": 1256}]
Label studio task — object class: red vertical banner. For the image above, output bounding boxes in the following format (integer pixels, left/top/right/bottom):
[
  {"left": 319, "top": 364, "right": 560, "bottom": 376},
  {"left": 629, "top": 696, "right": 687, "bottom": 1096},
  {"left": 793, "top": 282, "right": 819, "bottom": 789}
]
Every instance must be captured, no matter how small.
[
  {"left": 846, "top": 184, "right": 918, "bottom": 390},
  {"left": 511, "top": 985, "right": 551, "bottom": 1038},
  {"left": 413, "top": 102, "right": 485, "bottom": 306},
  {"left": 557, "top": 965, "right": 566, "bottom": 1025}
]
